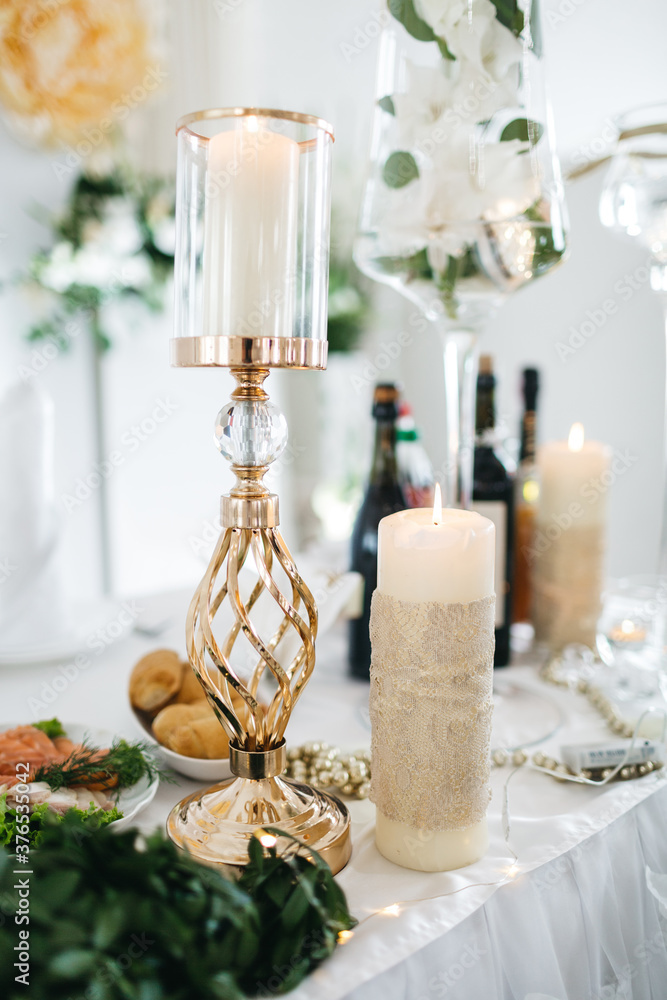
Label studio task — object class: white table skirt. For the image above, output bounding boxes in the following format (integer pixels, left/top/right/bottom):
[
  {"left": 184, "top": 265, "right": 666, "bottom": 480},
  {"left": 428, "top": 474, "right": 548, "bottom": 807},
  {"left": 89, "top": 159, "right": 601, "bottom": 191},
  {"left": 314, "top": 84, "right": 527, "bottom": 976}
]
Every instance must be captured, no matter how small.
[{"left": 2, "top": 589, "right": 667, "bottom": 1000}]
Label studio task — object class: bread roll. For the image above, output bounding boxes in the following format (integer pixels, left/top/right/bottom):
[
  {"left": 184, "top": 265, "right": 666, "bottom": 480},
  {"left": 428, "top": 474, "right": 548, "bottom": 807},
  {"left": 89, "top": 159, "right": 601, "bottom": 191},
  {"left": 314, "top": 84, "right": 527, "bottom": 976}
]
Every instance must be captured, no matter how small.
[
  {"left": 129, "top": 650, "right": 184, "bottom": 716},
  {"left": 169, "top": 716, "right": 230, "bottom": 759},
  {"left": 152, "top": 700, "right": 229, "bottom": 759},
  {"left": 175, "top": 667, "right": 205, "bottom": 704}
]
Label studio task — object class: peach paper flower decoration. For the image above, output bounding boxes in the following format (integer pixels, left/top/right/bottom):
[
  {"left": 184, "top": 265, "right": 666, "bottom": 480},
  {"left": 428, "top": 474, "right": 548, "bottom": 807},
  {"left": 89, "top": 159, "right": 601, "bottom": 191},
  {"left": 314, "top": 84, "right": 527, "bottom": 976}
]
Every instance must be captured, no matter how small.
[{"left": 0, "top": 0, "right": 157, "bottom": 146}]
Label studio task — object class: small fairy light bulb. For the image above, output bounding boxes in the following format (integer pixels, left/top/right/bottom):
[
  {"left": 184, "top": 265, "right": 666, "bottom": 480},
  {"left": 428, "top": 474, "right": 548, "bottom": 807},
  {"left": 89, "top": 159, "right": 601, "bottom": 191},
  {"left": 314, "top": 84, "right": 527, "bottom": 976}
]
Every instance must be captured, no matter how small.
[
  {"left": 432, "top": 482, "right": 443, "bottom": 526},
  {"left": 256, "top": 830, "right": 277, "bottom": 849},
  {"left": 379, "top": 903, "right": 401, "bottom": 917},
  {"left": 337, "top": 930, "right": 354, "bottom": 945},
  {"left": 245, "top": 114, "right": 259, "bottom": 133},
  {"left": 568, "top": 422, "right": 585, "bottom": 452}
]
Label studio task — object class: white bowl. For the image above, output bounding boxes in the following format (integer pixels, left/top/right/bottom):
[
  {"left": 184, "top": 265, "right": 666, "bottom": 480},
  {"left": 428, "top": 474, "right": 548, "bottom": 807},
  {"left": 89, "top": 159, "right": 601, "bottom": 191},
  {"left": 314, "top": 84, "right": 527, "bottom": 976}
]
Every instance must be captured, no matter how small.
[{"left": 131, "top": 708, "right": 231, "bottom": 782}]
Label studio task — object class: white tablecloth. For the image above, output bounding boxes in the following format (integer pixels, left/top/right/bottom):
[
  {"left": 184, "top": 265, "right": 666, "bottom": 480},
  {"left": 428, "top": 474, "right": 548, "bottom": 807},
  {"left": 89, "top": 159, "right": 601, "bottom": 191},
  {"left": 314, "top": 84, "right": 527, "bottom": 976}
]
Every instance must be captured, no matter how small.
[{"left": 2, "top": 589, "right": 667, "bottom": 1000}]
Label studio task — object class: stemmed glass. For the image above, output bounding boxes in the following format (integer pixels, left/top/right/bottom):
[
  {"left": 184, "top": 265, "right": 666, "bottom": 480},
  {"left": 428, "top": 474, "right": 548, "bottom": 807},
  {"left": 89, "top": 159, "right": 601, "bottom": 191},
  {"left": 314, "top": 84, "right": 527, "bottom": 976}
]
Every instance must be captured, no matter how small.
[
  {"left": 599, "top": 104, "right": 667, "bottom": 575},
  {"left": 354, "top": 0, "right": 568, "bottom": 507}
]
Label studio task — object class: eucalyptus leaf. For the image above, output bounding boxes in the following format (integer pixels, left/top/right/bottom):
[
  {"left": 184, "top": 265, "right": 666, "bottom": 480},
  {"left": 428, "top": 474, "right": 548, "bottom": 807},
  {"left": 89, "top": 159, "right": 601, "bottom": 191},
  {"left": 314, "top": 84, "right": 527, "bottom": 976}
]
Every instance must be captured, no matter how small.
[
  {"left": 489, "top": 0, "right": 524, "bottom": 36},
  {"left": 529, "top": 0, "right": 542, "bottom": 57},
  {"left": 378, "top": 95, "right": 395, "bottom": 115},
  {"left": 500, "top": 118, "right": 544, "bottom": 144},
  {"left": 388, "top": 0, "right": 437, "bottom": 42},
  {"left": 383, "top": 150, "right": 420, "bottom": 189}
]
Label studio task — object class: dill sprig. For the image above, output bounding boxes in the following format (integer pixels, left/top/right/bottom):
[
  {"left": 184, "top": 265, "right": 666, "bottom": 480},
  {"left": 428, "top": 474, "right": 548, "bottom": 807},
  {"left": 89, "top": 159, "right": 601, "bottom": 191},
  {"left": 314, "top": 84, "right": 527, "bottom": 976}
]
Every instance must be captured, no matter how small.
[{"left": 34, "top": 738, "right": 170, "bottom": 792}]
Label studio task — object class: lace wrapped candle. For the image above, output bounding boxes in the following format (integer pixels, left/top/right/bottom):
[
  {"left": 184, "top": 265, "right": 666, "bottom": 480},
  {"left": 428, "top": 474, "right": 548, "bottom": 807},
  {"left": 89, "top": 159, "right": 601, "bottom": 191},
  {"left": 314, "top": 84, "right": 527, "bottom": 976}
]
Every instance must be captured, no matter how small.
[
  {"left": 369, "top": 501, "right": 495, "bottom": 872},
  {"left": 532, "top": 424, "right": 611, "bottom": 651}
]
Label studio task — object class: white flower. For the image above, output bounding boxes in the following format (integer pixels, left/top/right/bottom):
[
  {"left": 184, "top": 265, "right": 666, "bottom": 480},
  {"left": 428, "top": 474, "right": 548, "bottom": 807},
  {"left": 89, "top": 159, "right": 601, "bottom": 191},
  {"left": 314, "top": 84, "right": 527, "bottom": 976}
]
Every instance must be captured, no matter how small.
[
  {"left": 415, "top": 0, "right": 523, "bottom": 83},
  {"left": 378, "top": 134, "right": 540, "bottom": 262}
]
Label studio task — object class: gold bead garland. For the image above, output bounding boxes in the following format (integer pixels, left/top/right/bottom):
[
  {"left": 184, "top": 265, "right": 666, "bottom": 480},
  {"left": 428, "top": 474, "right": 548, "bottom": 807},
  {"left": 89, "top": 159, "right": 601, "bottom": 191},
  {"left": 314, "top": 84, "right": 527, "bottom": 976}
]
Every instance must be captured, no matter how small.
[
  {"left": 491, "top": 656, "right": 664, "bottom": 783},
  {"left": 286, "top": 743, "right": 371, "bottom": 800}
]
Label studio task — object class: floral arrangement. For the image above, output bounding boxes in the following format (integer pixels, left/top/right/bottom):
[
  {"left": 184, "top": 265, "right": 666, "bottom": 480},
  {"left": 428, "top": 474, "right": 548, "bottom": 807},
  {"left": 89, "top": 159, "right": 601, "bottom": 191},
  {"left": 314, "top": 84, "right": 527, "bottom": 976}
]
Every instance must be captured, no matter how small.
[
  {"left": 0, "top": 0, "right": 156, "bottom": 146},
  {"left": 370, "top": 0, "right": 564, "bottom": 318},
  {"left": 22, "top": 168, "right": 175, "bottom": 352}
]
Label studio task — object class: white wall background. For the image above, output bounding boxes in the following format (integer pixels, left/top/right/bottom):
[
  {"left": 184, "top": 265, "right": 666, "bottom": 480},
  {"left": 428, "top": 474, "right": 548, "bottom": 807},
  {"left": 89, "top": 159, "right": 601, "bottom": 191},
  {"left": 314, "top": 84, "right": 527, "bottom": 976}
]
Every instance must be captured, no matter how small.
[{"left": 0, "top": 0, "right": 665, "bottom": 608}]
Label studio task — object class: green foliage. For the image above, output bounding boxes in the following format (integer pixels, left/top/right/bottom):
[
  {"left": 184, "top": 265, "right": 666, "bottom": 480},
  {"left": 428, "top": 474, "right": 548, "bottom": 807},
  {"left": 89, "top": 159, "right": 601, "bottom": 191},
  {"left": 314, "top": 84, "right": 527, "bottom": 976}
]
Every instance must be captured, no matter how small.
[
  {"left": 34, "top": 738, "right": 169, "bottom": 792},
  {"left": 388, "top": 0, "right": 438, "bottom": 42},
  {"left": 500, "top": 118, "right": 544, "bottom": 144},
  {"left": 382, "top": 150, "right": 420, "bottom": 189},
  {"left": 19, "top": 167, "right": 175, "bottom": 354},
  {"left": 0, "top": 794, "right": 121, "bottom": 852},
  {"left": 327, "top": 257, "right": 370, "bottom": 353},
  {"left": 489, "top": 0, "right": 524, "bottom": 37},
  {"left": 378, "top": 95, "right": 395, "bottom": 115},
  {"left": 0, "top": 818, "right": 357, "bottom": 1000},
  {"left": 374, "top": 247, "right": 433, "bottom": 282},
  {"left": 33, "top": 718, "right": 66, "bottom": 739}
]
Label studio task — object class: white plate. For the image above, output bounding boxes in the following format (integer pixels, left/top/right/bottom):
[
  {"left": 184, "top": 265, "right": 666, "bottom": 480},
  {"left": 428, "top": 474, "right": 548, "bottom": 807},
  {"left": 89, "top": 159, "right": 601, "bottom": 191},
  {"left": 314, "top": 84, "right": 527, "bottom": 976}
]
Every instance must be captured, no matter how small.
[
  {"left": 0, "top": 722, "right": 159, "bottom": 828},
  {"left": 491, "top": 678, "right": 566, "bottom": 750},
  {"left": 131, "top": 710, "right": 231, "bottom": 782},
  {"left": 0, "top": 600, "right": 124, "bottom": 667}
]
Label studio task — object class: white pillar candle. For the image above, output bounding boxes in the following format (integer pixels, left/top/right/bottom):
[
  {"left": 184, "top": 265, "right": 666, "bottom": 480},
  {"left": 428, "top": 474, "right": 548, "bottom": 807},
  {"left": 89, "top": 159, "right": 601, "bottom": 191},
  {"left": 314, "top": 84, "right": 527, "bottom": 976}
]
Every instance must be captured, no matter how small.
[
  {"left": 533, "top": 423, "right": 612, "bottom": 649},
  {"left": 371, "top": 492, "right": 496, "bottom": 872},
  {"left": 202, "top": 121, "right": 299, "bottom": 339}
]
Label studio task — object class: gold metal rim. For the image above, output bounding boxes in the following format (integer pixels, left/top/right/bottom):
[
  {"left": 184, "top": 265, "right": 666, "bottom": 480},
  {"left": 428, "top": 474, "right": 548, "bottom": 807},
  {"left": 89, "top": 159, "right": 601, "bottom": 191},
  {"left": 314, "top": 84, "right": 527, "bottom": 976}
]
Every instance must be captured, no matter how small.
[
  {"left": 229, "top": 739, "right": 287, "bottom": 779},
  {"left": 170, "top": 336, "right": 328, "bottom": 370},
  {"left": 221, "top": 495, "right": 280, "bottom": 529},
  {"left": 176, "top": 107, "right": 335, "bottom": 142}
]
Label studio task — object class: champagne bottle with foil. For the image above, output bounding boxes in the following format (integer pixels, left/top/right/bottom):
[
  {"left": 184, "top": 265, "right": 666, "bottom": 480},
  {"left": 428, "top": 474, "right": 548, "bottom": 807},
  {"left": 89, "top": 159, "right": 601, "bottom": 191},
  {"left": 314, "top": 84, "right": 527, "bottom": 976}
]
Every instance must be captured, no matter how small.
[
  {"left": 471, "top": 356, "right": 514, "bottom": 667},
  {"left": 349, "top": 384, "right": 407, "bottom": 680},
  {"left": 513, "top": 368, "right": 540, "bottom": 624}
]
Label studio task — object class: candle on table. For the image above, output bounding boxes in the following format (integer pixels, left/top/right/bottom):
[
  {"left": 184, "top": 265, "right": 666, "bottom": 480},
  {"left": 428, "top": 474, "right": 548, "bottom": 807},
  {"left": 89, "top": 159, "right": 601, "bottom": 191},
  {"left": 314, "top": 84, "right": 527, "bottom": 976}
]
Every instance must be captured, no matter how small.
[
  {"left": 369, "top": 486, "right": 496, "bottom": 872},
  {"left": 202, "top": 118, "right": 299, "bottom": 339},
  {"left": 533, "top": 423, "right": 611, "bottom": 650}
]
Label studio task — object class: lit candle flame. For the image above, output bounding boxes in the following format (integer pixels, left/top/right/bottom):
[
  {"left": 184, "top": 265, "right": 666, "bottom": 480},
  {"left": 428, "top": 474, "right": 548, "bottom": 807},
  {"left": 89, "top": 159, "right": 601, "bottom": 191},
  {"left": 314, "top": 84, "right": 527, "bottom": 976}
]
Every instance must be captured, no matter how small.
[
  {"left": 568, "top": 422, "right": 585, "bottom": 452},
  {"left": 432, "top": 482, "right": 442, "bottom": 525}
]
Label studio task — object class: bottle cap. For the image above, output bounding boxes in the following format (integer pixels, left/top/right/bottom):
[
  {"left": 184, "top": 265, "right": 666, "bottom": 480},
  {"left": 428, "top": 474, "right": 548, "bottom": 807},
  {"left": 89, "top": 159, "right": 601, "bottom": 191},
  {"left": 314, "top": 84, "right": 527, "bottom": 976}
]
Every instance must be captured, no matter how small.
[
  {"left": 372, "top": 383, "right": 400, "bottom": 420},
  {"left": 396, "top": 427, "right": 418, "bottom": 441}
]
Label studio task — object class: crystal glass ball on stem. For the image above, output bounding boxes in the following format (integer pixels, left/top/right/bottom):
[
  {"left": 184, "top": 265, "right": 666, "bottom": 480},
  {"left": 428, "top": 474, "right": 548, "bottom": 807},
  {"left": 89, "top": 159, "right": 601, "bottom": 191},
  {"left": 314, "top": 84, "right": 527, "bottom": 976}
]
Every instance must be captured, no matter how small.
[
  {"left": 167, "top": 107, "right": 350, "bottom": 873},
  {"left": 354, "top": 0, "right": 568, "bottom": 507}
]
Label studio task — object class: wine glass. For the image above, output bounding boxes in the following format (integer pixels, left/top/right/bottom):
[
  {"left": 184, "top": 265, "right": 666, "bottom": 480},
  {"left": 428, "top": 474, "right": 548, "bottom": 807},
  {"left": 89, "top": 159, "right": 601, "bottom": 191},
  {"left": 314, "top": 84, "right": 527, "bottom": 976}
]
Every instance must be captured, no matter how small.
[
  {"left": 599, "top": 104, "right": 667, "bottom": 575},
  {"left": 354, "top": 0, "right": 568, "bottom": 507}
]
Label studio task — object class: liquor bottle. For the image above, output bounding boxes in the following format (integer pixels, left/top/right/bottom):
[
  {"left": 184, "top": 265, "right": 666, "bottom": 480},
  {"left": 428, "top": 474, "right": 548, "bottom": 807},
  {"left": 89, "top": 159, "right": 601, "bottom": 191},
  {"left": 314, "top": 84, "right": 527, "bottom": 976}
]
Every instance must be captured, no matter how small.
[
  {"left": 349, "top": 384, "right": 407, "bottom": 680},
  {"left": 396, "top": 402, "right": 434, "bottom": 508},
  {"left": 513, "top": 368, "right": 540, "bottom": 624},
  {"left": 471, "top": 356, "right": 514, "bottom": 667}
]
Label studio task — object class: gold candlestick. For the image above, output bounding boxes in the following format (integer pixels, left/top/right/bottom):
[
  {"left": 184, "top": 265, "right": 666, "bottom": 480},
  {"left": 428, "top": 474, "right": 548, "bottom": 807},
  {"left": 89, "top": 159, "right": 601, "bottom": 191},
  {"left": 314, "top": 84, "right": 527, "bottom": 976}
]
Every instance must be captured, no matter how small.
[{"left": 166, "top": 109, "right": 350, "bottom": 873}]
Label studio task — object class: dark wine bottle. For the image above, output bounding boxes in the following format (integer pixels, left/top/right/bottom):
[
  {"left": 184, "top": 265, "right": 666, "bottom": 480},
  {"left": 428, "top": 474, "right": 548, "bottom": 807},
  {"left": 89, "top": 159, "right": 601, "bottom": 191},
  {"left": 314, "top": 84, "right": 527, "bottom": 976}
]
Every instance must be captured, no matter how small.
[
  {"left": 348, "top": 383, "right": 407, "bottom": 680},
  {"left": 513, "top": 368, "right": 540, "bottom": 624},
  {"left": 471, "top": 356, "right": 514, "bottom": 667}
]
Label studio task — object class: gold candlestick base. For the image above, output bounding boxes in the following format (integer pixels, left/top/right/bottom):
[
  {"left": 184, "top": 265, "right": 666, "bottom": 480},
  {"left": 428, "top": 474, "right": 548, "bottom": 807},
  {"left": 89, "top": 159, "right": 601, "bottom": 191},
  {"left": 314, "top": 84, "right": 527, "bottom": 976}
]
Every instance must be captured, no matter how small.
[
  {"left": 167, "top": 752, "right": 351, "bottom": 874},
  {"left": 166, "top": 364, "right": 351, "bottom": 873}
]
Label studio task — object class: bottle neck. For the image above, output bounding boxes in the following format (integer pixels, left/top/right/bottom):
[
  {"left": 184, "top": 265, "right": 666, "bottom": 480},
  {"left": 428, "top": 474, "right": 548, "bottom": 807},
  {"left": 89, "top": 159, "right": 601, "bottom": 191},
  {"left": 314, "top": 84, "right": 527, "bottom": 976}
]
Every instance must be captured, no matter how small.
[
  {"left": 370, "top": 419, "right": 399, "bottom": 485},
  {"left": 520, "top": 410, "right": 537, "bottom": 464},
  {"left": 475, "top": 378, "right": 496, "bottom": 445}
]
